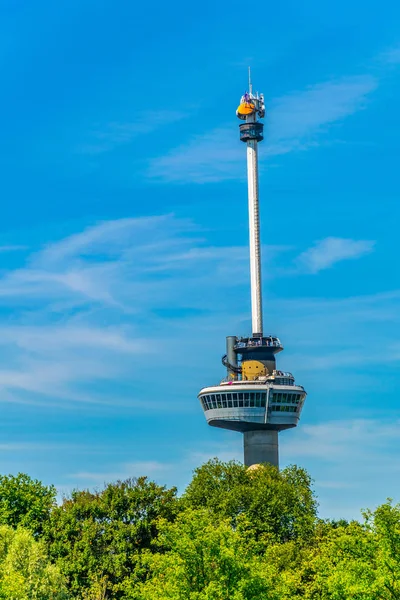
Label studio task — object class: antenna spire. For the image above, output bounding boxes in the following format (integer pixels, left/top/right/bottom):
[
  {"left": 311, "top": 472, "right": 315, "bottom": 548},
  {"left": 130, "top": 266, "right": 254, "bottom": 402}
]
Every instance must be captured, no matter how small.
[{"left": 237, "top": 70, "right": 264, "bottom": 335}]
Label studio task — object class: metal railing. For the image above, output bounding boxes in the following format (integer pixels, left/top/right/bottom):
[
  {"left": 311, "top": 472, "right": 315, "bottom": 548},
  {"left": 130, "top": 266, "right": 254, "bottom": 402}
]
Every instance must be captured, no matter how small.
[
  {"left": 272, "top": 370, "right": 294, "bottom": 378},
  {"left": 234, "top": 336, "right": 282, "bottom": 349}
]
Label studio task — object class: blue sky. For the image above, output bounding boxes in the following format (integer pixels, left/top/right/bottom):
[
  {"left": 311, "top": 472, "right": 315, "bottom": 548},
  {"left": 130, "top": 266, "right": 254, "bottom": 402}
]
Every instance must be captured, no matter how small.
[{"left": 0, "top": 0, "right": 400, "bottom": 519}]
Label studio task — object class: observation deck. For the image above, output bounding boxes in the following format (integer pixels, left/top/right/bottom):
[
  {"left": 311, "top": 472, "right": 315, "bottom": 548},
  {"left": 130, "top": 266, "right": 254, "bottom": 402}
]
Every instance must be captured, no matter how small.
[
  {"left": 222, "top": 335, "right": 284, "bottom": 380},
  {"left": 234, "top": 335, "right": 283, "bottom": 354},
  {"left": 198, "top": 372, "right": 306, "bottom": 433}
]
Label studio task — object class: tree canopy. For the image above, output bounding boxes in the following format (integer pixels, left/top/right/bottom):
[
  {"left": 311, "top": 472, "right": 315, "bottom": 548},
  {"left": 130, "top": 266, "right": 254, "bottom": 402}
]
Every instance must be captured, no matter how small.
[
  {"left": 0, "top": 525, "right": 67, "bottom": 599},
  {"left": 0, "top": 473, "right": 56, "bottom": 536},
  {"left": 0, "top": 459, "right": 397, "bottom": 599},
  {"left": 126, "top": 508, "right": 279, "bottom": 600},
  {"left": 43, "top": 476, "right": 178, "bottom": 599},
  {"left": 183, "top": 459, "right": 318, "bottom": 544}
]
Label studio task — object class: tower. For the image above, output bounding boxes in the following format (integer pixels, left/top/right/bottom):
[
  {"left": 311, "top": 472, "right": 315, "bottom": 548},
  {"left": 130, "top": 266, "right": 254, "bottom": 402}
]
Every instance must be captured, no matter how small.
[{"left": 197, "top": 74, "right": 307, "bottom": 468}]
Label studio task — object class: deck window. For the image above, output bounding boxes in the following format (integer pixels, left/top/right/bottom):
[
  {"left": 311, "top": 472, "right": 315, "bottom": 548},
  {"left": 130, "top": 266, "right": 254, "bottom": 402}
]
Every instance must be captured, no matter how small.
[
  {"left": 270, "top": 404, "right": 297, "bottom": 413},
  {"left": 201, "top": 390, "right": 272, "bottom": 411}
]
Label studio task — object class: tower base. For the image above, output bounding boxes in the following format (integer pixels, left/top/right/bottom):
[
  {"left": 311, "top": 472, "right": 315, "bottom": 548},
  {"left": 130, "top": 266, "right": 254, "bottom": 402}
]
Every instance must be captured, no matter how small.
[{"left": 243, "top": 430, "right": 279, "bottom": 468}]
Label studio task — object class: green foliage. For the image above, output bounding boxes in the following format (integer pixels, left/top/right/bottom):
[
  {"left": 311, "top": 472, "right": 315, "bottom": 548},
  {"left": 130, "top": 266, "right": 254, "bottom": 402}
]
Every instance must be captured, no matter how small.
[
  {"left": 184, "top": 459, "right": 318, "bottom": 545},
  {"left": 302, "top": 501, "right": 400, "bottom": 599},
  {"left": 43, "top": 476, "right": 179, "bottom": 599},
  {"left": 0, "top": 525, "right": 67, "bottom": 599},
  {"left": 0, "top": 473, "right": 56, "bottom": 536},
  {"left": 0, "top": 461, "right": 399, "bottom": 600},
  {"left": 126, "top": 508, "right": 279, "bottom": 600}
]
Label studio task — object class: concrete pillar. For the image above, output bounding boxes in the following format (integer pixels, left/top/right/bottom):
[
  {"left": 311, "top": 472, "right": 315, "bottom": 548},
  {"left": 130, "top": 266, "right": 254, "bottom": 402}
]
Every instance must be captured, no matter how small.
[{"left": 243, "top": 430, "right": 279, "bottom": 468}]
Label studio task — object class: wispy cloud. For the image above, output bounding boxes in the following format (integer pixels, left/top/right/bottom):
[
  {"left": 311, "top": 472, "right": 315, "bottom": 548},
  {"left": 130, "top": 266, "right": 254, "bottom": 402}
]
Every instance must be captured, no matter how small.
[
  {"left": 281, "top": 419, "right": 400, "bottom": 519},
  {"left": 147, "top": 127, "right": 243, "bottom": 184},
  {"left": 78, "top": 110, "right": 190, "bottom": 154},
  {"left": 0, "top": 215, "right": 394, "bottom": 417},
  {"left": 267, "top": 76, "right": 376, "bottom": 143},
  {"left": 193, "top": 419, "right": 400, "bottom": 518},
  {"left": 70, "top": 461, "right": 173, "bottom": 486},
  {"left": 0, "top": 442, "right": 105, "bottom": 453},
  {"left": 63, "top": 418, "right": 400, "bottom": 520},
  {"left": 283, "top": 419, "right": 400, "bottom": 461},
  {"left": 148, "top": 75, "right": 377, "bottom": 183},
  {"left": 379, "top": 45, "right": 400, "bottom": 65},
  {"left": 268, "top": 288, "right": 400, "bottom": 377},
  {"left": 0, "top": 214, "right": 256, "bottom": 408},
  {"left": 296, "top": 237, "right": 375, "bottom": 274},
  {"left": 0, "top": 325, "right": 145, "bottom": 354},
  {"left": 0, "top": 245, "right": 28, "bottom": 252},
  {"left": 0, "top": 215, "right": 289, "bottom": 315}
]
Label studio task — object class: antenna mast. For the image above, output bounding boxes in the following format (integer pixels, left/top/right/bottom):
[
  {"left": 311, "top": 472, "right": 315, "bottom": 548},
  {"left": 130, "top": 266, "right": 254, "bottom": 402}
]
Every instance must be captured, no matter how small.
[
  {"left": 248, "top": 66, "right": 253, "bottom": 95},
  {"left": 236, "top": 72, "right": 265, "bottom": 336}
]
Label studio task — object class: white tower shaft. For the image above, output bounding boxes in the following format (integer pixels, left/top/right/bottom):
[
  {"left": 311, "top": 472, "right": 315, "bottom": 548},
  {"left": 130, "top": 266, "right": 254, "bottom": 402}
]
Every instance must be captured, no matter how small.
[{"left": 246, "top": 134, "right": 263, "bottom": 336}]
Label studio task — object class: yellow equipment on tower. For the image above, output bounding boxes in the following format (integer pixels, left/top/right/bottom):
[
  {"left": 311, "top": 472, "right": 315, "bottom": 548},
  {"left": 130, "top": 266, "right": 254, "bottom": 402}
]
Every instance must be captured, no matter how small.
[
  {"left": 241, "top": 360, "right": 267, "bottom": 381},
  {"left": 236, "top": 102, "right": 255, "bottom": 120}
]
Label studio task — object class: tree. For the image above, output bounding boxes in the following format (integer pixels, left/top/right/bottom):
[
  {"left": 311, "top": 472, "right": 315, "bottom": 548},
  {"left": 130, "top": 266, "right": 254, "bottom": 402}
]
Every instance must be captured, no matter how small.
[
  {"left": 127, "top": 508, "right": 280, "bottom": 600},
  {"left": 0, "top": 525, "right": 68, "bottom": 599},
  {"left": 284, "top": 501, "right": 400, "bottom": 599},
  {"left": 371, "top": 501, "right": 400, "bottom": 598},
  {"left": 184, "top": 459, "right": 318, "bottom": 546},
  {"left": 4, "top": 461, "right": 400, "bottom": 600},
  {"left": 43, "top": 477, "right": 179, "bottom": 599},
  {"left": 0, "top": 473, "right": 56, "bottom": 536}
]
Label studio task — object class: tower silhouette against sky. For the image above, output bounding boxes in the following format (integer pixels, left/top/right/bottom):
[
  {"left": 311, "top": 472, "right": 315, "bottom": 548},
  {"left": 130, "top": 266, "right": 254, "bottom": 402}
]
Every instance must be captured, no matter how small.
[{"left": 198, "top": 74, "right": 307, "bottom": 468}]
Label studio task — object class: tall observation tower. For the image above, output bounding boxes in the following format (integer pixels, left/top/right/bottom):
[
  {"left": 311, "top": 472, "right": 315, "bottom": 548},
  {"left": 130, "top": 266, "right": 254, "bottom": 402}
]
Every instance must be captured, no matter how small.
[{"left": 197, "top": 74, "right": 307, "bottom": 468}]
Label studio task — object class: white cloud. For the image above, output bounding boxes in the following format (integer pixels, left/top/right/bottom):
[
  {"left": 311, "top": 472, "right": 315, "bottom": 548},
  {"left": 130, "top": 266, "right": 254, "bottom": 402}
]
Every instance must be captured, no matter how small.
[
  {"left": 59, "top": 418, "right": 400, "bottom": 520},
  {"left": 266, "top": 288, "right": 400, "bottom": 379},
  {"left": 296, "top": 237, "right": 375, "bottom": 274},
  {"left": 0, "top": 325, "right": 146, "bottom": 355},
  {"left": 148, "top": 75, "right": 377, "bottom": 183},
  {"left": 0, "top": 215, "right": 288, "bottom": 315},
  {"left": 0, "top": 214, "right": 258, "bottom": 408},
  {"left": 267, "top": 75, "right": 376, "bottom": 144},
  {"left": 0, "top": 245, "right": 28, "bottom": 252},
  {"left": 0, "top": 214, "right": 393, "bottom": 424},
  {"left": 283, "top": 419, "right": 399, "bottom": 461},
  {"left": 379, "top": 45, "right": 400, "bottom": 65},
  {"left": 77, "top": 111, "right": 190, "bottom": 155},
  {"left": 147, "top": 127, "right": 243, "bottom": 184},
  {"left": 0, "top": 442, "right": 88, "bottom": 452},
  {"left": 70, "top": 461, "right": 173, "bottom": 485},
  {"left": 281, "top": 419, "right": 400, "bottom": 519}
]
